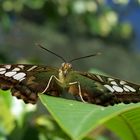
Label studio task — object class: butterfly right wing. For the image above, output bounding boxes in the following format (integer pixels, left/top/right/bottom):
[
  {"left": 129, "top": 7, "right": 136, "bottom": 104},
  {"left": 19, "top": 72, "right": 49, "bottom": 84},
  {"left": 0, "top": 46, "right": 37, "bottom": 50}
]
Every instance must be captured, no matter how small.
[{"left": 78, "top": 72, "right": 140, "bottom": 106}]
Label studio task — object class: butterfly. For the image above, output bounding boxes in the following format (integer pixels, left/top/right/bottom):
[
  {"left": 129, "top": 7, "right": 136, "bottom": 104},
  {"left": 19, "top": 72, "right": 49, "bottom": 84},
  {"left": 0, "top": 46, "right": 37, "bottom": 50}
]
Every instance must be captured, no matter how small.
[{"left": 0, "top": 45, "right": 140, "bottom": 106}]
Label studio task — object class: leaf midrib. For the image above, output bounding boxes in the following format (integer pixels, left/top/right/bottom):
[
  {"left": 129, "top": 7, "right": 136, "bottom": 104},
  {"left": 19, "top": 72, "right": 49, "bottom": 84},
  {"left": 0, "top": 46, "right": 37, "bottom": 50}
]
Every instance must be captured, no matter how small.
[{"left": 119, "top": 114, "right": 138, "bottom": 140}]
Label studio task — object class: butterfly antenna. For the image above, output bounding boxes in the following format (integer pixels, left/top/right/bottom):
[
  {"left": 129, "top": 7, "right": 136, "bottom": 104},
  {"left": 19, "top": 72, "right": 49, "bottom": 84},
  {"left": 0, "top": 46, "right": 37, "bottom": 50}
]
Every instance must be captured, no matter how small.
[
  {"left": 69, "top": 52, "right": 101, "bottom": 63},
  {"left": 37, "top": 44, "right": 66, "bottom": 62}
]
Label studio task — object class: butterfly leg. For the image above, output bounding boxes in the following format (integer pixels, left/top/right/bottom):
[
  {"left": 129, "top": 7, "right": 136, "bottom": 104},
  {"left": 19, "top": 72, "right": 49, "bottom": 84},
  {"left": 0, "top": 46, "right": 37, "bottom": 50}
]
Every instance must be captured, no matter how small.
[
  {"left": 69, "top": 81, "right": 87, "bottom": 103},
  {"left": 41, "top": 75, "right": 61, "bottom": 93}
]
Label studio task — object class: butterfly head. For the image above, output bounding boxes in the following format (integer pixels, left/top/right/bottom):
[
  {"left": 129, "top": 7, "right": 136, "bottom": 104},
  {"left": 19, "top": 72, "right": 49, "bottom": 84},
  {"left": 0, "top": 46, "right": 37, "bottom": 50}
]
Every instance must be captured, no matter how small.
[{"left": 59, "top": 63, "right": 72, "bottom": 77}]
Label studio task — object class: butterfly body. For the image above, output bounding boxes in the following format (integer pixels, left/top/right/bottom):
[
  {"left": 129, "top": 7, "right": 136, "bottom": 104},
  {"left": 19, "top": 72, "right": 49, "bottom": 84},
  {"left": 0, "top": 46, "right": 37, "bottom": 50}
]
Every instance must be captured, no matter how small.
[{"left": 0, "top": 63, "right": 140, "bottom": 106}]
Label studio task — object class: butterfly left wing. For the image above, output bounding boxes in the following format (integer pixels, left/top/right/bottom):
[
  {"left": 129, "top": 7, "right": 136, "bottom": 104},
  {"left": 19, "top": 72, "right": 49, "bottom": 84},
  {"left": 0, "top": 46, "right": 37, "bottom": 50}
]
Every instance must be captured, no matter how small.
[
  {"left": 67, "top": 71, "right": 140, "bottom": 106},
  {"left": 0, "top": 64, "right": 60, "bottom": 104}
]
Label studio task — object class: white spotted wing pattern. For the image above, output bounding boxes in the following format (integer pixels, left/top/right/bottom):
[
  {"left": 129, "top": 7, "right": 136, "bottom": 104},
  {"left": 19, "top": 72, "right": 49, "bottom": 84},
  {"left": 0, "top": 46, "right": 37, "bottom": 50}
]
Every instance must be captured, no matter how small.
[
  {"left": 0, "top": 63, "right": 140, "bottom": 106},
  {"left": 0, "top": 65, "right": 27, "bottom": 81},
  {"left": 79, "top": 72, "right": 140, "bottom": 106},
  {"left": 0, "top": 64, "right": 58, "bottom": 104}
]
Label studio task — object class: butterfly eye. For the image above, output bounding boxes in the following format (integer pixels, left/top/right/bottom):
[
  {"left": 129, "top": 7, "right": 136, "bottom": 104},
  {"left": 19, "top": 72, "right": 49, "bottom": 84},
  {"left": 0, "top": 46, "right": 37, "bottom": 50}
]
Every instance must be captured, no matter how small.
[
  {"left": 68, "top": 64, "right": 72, "bottom": 69},
  {"left": 61, "top": 63, "right": 65, "bottom": 67}
]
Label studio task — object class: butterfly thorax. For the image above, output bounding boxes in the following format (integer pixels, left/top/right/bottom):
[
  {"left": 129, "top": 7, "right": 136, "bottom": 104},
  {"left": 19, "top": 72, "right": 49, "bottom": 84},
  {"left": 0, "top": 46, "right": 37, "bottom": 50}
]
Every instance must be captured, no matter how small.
[{"left": 58, "top": 63, "right": 72, "bottom": 85}]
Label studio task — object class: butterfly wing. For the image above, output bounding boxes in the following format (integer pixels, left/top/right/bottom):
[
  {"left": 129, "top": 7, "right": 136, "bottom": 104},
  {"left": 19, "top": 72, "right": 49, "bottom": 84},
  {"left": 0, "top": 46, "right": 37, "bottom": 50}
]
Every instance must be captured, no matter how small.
[
  {"left": 0, "top": 64, "right": 60, "bottom": 104},
  {"left": 1, "top": 64, "right": 140, "bottom": 106},
  {"left": 67, "top": 71, "right": 140, "bottom": 106}
]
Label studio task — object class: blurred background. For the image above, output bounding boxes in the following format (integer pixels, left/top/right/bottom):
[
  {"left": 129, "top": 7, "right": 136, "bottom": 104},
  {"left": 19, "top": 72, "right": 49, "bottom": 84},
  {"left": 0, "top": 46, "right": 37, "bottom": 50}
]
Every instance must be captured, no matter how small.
[{"left": 0, "top": 0, "right": 140, "bottom": 140}]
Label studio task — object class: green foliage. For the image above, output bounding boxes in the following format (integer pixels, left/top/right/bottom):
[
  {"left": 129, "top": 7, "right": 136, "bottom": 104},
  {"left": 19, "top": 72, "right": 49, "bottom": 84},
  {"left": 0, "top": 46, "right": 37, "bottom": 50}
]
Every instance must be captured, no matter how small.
[
  {"left": 0, "top": 90, "right": 15, "bottom": 134},
  {"left": 105, "top": 108, "right": 140, "bottom": 140},
  {"left": 40, "top": 94, "right": 140, "bottom": 140},
  {"left": 1, "top": 90, "right": 140, "bottom": 139},
  {"left": 0, "top": 90, "right": 71, "bottom": 140},
  {"left": 0, "top": 0, "right": 134, "bottom": 45}
]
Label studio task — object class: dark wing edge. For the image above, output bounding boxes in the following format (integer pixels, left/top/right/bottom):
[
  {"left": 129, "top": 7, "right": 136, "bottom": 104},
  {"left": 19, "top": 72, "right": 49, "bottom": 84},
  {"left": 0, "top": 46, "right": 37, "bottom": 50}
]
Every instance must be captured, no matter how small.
[
  {"left": 78, "top": 71, "right": 140, "bottom": 106},
  {"left": 0, "top": 64, "right": 58, "bottom": 104}
]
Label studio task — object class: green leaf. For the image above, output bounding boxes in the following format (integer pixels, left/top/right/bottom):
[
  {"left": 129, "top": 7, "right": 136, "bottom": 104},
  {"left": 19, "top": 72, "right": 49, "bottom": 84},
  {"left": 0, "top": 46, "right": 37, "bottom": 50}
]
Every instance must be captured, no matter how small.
[
  {"left": 0, "top": 90, "right": 12, "bottom": 108},
  {"left": 105, "top": 108, "right": 140, "bottom": 140},
  {"left": 39, "top": 95, "right": 140, "bottom": 140},
  {"left": 0, "top": 90, "right": 15, "bottom": 133}
]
